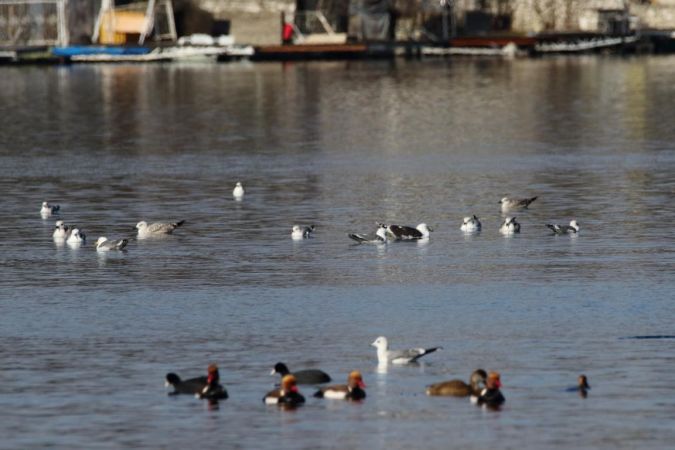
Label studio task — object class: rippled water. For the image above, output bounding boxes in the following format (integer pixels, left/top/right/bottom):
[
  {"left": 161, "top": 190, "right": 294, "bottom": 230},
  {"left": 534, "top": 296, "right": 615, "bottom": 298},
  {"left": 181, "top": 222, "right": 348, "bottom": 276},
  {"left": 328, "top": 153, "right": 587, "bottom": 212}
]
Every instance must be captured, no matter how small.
[{"left": 1, "top": 57, "right": 675, "bottom": 449}]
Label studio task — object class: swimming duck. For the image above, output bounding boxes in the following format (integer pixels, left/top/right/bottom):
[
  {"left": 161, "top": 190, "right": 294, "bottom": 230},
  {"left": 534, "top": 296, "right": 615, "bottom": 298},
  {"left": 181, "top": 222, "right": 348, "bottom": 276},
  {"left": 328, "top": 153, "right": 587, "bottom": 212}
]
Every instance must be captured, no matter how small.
[
  {"left": 426, "top": 369, "right": 487, "bottom": 396},
  {"left": 314, "top": 370, "right": 366, "bottom": 400},
  {"left": 499, "top": 196, "right": 537, "bottom": 212},
  {"left": 199, "top": 363, "right": 228, "bottom": 400},
  {"left": 566, "top": 374, "right": 590, "bottom": 398},
  {"left": 472, "top": 371, "right": 505, "bottom": 408},
  {"left": 263, "top": 374, "right": 305, "bottom": 406},
  {"left": 271, "top": 362, "right": 331, "bottom": 385}
]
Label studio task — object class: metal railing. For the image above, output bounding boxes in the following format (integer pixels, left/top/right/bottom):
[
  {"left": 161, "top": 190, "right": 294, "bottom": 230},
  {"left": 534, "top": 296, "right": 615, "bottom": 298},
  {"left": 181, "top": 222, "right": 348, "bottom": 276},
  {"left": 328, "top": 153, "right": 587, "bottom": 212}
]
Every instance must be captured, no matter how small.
[{"left": 0, "top": 0, "right": 67, "bottom": 47}]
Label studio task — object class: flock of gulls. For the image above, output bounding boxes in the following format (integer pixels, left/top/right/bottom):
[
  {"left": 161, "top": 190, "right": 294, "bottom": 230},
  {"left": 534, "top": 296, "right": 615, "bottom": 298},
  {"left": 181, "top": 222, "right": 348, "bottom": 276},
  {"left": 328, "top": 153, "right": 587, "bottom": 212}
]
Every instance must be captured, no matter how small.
[
  {"left": 41, "top": 183, "right": 579, "bottom": 253},
  {"left": 41, "top": 182, "right": 586, "bottom": 410},
  {"left": 164, "top": 335, "right": 591, "bottom": 409}
]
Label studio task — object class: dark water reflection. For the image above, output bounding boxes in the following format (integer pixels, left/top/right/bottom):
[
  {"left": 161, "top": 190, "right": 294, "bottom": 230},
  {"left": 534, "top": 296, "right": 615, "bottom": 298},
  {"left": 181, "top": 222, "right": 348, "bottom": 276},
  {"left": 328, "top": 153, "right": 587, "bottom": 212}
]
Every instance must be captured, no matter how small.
[{"left": 1, "top": 57, "right": 675, "bottom": 449}]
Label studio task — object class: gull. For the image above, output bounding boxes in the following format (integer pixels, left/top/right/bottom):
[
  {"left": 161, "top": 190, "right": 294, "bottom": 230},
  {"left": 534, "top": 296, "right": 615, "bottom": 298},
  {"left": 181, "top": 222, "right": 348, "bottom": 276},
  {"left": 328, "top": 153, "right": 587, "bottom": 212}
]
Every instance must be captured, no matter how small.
[
  {"left": 499, "top": 196, "right": 538, "bottom": 212},
  {"left": 95, "top": 237, "right": 128, "bottom": 251},
  {"left": 499, "top": 217, "right": 521, "bottom": 235},
  {"left": 546, "top": 220, "right": 579, "bottom": 235},
  {"left": 385, "top": 223, "right": 433, "bottom": 240},
  {"left": 135, "top": 220, "right": 185, "bottom": 238},
  {"left": 232, "top": 182, "right": 245, "bottom": 200},
  {"left": 53, "top": 220, "right": 69, "bottom": 239},
  {"left": 371, "top": 336, "right": 442, "bottom": 364},
  {"left": 460, "top": 215, "right": 481, "bottom": 233},
  {"left": 66, "top": 228, "right": 86, "bottom": 244},
  {"left": 348, "top": 223, "right": 387, "bottom": 244},
  {"left": 291, "top": 225, "right": 315, "bottom": 240},
  {"left": 41, "top": 201, "right": 60, "bottom": 216}
]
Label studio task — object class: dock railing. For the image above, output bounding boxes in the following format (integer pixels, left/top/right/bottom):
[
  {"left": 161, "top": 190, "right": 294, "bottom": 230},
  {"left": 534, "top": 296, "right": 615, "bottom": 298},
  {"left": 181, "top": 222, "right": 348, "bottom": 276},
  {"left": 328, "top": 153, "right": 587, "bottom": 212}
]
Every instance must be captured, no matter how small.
[{"left": 0, "top": 0, "right": 67, "bottom": 48}]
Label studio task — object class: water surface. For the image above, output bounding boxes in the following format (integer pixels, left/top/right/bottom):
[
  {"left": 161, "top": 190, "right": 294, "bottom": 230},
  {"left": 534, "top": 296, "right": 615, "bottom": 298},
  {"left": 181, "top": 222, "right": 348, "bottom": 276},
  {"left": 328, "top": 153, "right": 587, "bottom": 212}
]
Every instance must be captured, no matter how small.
[{"left": 1, "top": 57, "right": 675, "bottom": 449}]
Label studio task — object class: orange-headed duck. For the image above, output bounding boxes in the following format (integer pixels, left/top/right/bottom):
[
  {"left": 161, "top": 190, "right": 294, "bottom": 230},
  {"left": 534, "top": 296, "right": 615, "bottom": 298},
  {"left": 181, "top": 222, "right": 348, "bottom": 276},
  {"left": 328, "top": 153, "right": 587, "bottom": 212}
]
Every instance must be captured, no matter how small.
[
  {"left": 472, "top": 371, "right": 505, "bottom": 408},
  {"left": 264, "top": 374, "right": 305, "bottom": 406},
  {"left": 426, "top": 369, "right": 487, "bottom": 397},
  {"left": 271, "top": 362, "right": 331, "bottom": 385},
  {"left": 314, "top": 370, "right": 366, "bottom": 401},
  {"left": 566, "top": 374, "right": 590, "bottom": 398},
  {"left": 199, "top": 363, "right": 228, "bottom": 400}
]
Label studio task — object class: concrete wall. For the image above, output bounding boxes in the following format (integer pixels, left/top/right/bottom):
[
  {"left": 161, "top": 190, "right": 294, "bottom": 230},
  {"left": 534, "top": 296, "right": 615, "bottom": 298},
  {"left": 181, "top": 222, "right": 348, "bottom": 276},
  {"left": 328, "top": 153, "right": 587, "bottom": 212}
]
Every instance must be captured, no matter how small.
[{"left": 196, "top": 0, "right": 293, "bottom": 45}]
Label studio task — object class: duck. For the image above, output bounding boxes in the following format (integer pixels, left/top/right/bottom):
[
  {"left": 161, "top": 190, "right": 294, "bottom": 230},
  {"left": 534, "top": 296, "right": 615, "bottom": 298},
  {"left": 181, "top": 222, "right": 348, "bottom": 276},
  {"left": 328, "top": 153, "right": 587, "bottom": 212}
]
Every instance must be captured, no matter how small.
[
  {"left": 232, "top": 182, "right": 245, "bottom": 200},
  {"left": 263, "top": 374, "right": 305, "bottom": 406},
  {"left": 41, "top": 201, "right": 60, "bottom": 216},
  {"left": 314, "top": 370, "right": 366, "bottom": 400},
  {"left": 199, "top": 363, "right": 228, "bottom": 400},
  {"left": 460, "top": 215, "right": 481, "bottom": 233},
  {"left": 135, "top": 220, "right": 185, "bottom": 238},
  {"left": 384, "top": 223, "right": 433, "bottom": 240},
  {"left": 546, "top": 220, "right": 579, "bottom": 235},
  {"left": 372, "top": 336, "right": 441, "bottom": 364},
  {"left": 499, "top": 217, "right": 521, "bottom": 235},
  {"left": 291, "top": 225, "right": 315, "bottom": 240},
  {"left": 53, "top": 220, "right": 69, "bottom": 239},
  {"left": 271, "top": 362, "right": 331, "bottom": 385},
  {"left": 95, "top": 237, "right": 128, "bottom": 251},
  {"left": 566, "top": 374, "right": 590, "bottom": 398},
  {"left": 426, "top": 369, "right": 487, "bottom": 396},
  {"left": 499, "top": 196, "right": 538, "bottom": 212},
  {"left": 471, "top": 371, "right": 505, "bottom": 408}
]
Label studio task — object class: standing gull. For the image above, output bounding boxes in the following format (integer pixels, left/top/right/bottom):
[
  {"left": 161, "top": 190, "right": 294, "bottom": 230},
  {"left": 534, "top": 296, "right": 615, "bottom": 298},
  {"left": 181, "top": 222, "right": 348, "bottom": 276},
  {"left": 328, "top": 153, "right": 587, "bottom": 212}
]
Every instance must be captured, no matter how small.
[
  {"left": 460, "top": 215, "right": 481, "bottom": 233},
  {"left": 41, "top": 202, "right": 60, "bottom": 216},
  {"left": 385, "top": 223, "right": 433, "bottom": 240},
  {"left": 291, "top": 225, "right": 315, "bottom": 240},
  {"left": 232, "top": 182, "right": 245, "bottom": 200},
  {"left": 135, "top": 220, "right": 185, "bottom": 238},
  {"left": 53, "top": 220, "right": 69, "bottom": 239},
  {"left": 499, "top": 217, "right": 521, "bottom": 235},
  {"left": 371, "top": 336, "right": 442, "bottom": 364},
  {"left": 95, "top": 237, "right": 128, "bottom": 251},
  {"left": 499, "top": 196, "right": 537, "bottom": 212},
  {"left": 546, "top": 220, "right": 579, "bottom": 235}
]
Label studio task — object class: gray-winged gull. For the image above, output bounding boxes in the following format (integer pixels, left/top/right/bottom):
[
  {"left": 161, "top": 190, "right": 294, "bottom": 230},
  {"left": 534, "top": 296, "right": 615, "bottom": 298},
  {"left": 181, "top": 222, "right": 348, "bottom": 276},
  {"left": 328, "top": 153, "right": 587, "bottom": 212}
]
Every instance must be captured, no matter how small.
[
  {"left": 499, "top": 196, "right": 537, "bottom": 212},
  {"left": 95, "top": 237, "right": 128, "bottom": 251},
  {"left": 546, "top": 220, "right": 579, "bottom": 234},
  {"left": 371, "top": 336, "right": 441, "bottom": 364},
  {"left": 135, "top": 220, "right": 185, "bottom": 238}
]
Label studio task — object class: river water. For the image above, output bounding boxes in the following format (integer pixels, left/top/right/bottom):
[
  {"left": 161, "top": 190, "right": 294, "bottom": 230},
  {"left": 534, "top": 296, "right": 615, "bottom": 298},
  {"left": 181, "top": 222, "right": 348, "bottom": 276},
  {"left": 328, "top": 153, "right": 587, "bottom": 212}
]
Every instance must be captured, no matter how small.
[{"left": 1, "top": 57, "right": 674, "bottom": 449}]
